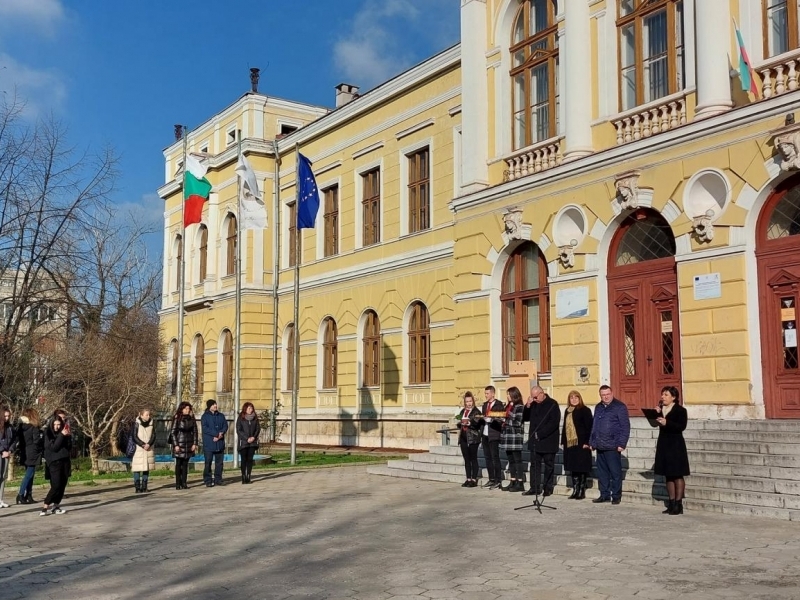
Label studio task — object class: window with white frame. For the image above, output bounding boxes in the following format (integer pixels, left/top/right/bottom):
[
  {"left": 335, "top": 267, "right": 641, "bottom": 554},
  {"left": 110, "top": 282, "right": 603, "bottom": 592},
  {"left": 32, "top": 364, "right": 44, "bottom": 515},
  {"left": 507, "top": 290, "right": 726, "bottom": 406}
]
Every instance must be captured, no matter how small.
[
  {"left": 220, "top": 329, "right": 233, "bottom": 393},
  {"left": 763, "top": 0, "right": 799, "bottom": 58},
  {"left": 407, "top": 148, "right": 430, "bottom": 233},
  {"left": 322, "top": 317, "right": 338, "bottom": 389}
]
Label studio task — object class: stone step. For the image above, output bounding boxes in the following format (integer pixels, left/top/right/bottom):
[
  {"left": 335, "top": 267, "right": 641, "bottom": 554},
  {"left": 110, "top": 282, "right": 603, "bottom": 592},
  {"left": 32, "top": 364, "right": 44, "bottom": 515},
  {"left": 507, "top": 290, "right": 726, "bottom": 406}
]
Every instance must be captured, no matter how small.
[
  {"left": 682, "top": 430, "right": 800, "bottom": 444},
  {"left": 685, "top": 450, "right": 800, "bottom": 467}
]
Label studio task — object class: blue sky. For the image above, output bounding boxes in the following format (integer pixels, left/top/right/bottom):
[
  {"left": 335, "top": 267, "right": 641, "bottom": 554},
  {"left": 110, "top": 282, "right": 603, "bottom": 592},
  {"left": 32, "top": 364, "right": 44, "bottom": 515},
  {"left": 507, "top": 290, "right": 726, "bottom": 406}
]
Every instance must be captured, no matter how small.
[{"left": 0, "top": 0, "right": 460, "bottom": 258}]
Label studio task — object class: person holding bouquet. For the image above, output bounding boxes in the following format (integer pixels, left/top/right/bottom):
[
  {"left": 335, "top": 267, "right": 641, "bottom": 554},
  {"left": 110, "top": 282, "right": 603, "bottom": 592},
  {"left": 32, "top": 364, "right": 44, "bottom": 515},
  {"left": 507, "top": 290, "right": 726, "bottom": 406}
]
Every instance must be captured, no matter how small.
[{"left": 455, "top": 392, "right": 482, "bottom": 487}]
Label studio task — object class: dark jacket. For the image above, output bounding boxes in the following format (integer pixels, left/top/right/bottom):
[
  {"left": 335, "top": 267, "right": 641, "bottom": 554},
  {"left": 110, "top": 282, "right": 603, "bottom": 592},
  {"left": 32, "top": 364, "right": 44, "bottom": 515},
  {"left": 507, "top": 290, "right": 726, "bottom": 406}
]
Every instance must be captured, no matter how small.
[
  {"left": 561, "top": 405, "right": 594, "bottom": 474},
  {"left": 133, "top": 418, "right": 156, "bottom": 447},
  {"left": 589, "top": 398, "right": 631, "bottom": 451},
  {"left": 236, "top": 415, "right": 261, "bottom": 449},
  {"left": 44, "top": 425, "right": 72, "bottom": 464},
  {"left": 201, "top": 410, "right": 229, "bottom": 453},
  {"left": 170, "top": 414, "right": 199, "bottom": 459},
  {"left": 456, "top": 407, "right": 483, "bottom": 446},
  {"left": 652, "top": 404, "right": 690, "bottom": 478},
  {"left": 481, "top": 399, "right": 505, "bottom": 441},
  {"left": 0, "top": 422, "right": 14, "bottom": 455},
  {"left": 499, "top": 402, "right": 525, "bottom": 452},
  {"left": 16, "top": 419, "right": 44, "bottom": 467},
  {"left": 523, "top": 395, "right": 560, "bottom": 454}
]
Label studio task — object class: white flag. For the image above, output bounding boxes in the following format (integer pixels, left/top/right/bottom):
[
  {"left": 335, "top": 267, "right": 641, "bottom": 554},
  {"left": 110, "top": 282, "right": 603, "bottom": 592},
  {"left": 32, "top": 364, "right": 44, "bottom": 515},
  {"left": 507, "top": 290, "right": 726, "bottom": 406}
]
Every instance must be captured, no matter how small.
[{"left": 236, "top": 154, "right": 267, "bottom": 230}]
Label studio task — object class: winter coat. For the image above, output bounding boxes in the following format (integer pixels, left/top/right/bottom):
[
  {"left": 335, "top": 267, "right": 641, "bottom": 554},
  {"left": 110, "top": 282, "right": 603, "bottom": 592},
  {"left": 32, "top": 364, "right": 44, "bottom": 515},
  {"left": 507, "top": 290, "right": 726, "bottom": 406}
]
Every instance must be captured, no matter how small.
[
  {"left": 44, "top": 425, "right": 72, "bottom": 465},
  {"left": 480, "top": 399, "right": 505, "bottom": 441},
  {"left": 456, "top": 407, "right": 483, "bottom": 446},
  {"left": 16, "top": 418, "right": 44, "bottom": 467},
  {"left": 499, "top": 402, "right": 525, "bottom": 452},
  {"left": 589, "top": 398, "right": 631, "bottom": 451},
  {"left": 652, "top": 404, "right": 691, "bottom": 478},
  {"left": 236, "top": 415, "right": 261, "bottom": 450},
  {"left": 561, "top": 405, "right": 594, "bottom": 474},
  {"left": 131, "top": 416, "right": 156, "bottom": 472},
  {"left": 170, "top": 414, "right": 198, "bottom": 459},
  {"left": 523, "top": 395, "right": 561, "bottom": 454},
  {"left": 201, "top": 410, "right": 228, "bottom": 453},
  {"left": 0, "top": 421, "right": 14, "bottom": 454}
]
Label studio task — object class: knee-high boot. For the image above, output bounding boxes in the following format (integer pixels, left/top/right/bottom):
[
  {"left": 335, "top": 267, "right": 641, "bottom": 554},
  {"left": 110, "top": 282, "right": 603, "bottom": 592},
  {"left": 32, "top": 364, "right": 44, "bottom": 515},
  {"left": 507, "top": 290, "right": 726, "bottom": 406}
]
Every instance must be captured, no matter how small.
[
  {"left": 576, "top": 474, "right": 587, "bottom": 500},
  {"left": 568, "top": 474, "right": 579, "bottom": 499}
]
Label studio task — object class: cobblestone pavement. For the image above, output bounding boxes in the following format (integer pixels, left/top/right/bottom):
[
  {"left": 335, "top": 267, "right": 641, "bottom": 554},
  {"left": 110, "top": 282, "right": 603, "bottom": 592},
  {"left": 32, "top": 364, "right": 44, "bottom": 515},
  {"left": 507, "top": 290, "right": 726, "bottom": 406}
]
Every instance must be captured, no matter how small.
[{"left": 1, "top": 466, "right": 800, "bottom": 600}]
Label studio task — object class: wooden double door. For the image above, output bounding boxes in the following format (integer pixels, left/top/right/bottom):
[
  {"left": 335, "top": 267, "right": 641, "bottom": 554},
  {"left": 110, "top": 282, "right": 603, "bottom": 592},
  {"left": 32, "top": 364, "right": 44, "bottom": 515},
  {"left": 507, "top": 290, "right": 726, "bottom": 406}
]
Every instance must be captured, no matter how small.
[{"left": 609, "top": 258, "right": 682, "bottom": 414}]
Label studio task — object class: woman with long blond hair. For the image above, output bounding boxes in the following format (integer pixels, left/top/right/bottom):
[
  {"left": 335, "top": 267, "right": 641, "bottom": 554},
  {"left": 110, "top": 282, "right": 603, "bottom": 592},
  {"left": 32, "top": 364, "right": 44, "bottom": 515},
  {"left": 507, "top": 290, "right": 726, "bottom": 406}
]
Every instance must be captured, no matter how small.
[{"left": 561, "top": 390, "right": 593, "bottom": 500}]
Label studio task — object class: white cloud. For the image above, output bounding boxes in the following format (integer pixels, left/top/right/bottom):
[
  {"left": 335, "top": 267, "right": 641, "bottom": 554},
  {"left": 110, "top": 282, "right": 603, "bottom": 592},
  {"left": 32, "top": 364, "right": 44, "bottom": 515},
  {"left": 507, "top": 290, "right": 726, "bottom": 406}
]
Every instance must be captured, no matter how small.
[
  {"left": 0, "top": 53, "right": 67, "bottom": 117},
  {"left": 116, "top": 193, "right": 164, "bottom": 228},
  {"left": 0, "top": 0, "right": 65, "bottom": 34},
  {"left": 333, "top": 0, "right": 459, "bottom": 90}
]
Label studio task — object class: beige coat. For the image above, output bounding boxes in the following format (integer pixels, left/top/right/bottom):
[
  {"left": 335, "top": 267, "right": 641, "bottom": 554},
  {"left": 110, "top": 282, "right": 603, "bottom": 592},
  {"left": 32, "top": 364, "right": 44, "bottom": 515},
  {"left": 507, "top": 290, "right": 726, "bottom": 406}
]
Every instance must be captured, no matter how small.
[{"left": 131, "top": 417, "right": 156, "bottom": 472}]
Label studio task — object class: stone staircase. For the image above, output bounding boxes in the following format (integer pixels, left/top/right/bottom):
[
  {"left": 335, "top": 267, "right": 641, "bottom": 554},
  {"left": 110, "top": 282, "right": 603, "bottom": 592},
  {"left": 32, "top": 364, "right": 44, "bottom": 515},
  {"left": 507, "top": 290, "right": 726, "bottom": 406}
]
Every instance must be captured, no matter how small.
[{"left": 367, "top": 418, "right": 800, "bottom": 520}]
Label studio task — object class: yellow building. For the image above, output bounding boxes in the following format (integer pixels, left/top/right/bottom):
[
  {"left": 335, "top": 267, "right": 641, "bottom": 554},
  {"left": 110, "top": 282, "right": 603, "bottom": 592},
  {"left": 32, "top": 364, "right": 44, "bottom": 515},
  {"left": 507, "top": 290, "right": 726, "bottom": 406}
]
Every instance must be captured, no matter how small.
[{"left": 160, "top": 1, "right": 800, "bottom": 448}]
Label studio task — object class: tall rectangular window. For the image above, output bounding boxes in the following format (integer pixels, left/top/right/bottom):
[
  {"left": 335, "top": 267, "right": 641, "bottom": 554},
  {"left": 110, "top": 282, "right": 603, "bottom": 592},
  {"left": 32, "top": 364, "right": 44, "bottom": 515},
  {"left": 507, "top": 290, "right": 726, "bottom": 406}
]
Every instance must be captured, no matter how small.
[
  {"left": 617, "top": 0, "right": 684, "bottom": 111},
  {"left": 288, "top": 202, "right": 301, "bottom": 267},
  {"left": 323, "top": 186, "right": 339, "bottom": 257},
  {"left": 764, "top": 0, "right": 798, "bottom": 58},
  {"left": 362, "top": 169, "right": 381, "bottom": 246},
  {"left": 408, "top": 148, "right": 430, "bottom": 233}
]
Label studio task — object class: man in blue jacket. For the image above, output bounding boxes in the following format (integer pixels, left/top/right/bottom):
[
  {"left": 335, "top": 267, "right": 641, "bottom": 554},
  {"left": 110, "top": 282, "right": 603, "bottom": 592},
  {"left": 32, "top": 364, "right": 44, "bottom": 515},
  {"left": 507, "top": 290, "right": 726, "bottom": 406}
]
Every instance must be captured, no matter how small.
[
  {"left": 201, "top": 400, "right": 228, "bottom": 487},
  {"left": 589, "top": 385, "right": 630, "bottom": 505}
]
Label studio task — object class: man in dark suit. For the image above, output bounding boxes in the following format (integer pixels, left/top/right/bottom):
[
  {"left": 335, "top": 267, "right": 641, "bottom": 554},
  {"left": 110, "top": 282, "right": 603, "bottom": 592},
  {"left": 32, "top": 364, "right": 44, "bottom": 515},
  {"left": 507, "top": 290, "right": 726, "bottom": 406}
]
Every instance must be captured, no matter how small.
[
  {"left": 481, "top": 385, "right": 505, "bottom": 489},
  {"left": 522, "top": 386, "right": 560, "bottom": 497}
]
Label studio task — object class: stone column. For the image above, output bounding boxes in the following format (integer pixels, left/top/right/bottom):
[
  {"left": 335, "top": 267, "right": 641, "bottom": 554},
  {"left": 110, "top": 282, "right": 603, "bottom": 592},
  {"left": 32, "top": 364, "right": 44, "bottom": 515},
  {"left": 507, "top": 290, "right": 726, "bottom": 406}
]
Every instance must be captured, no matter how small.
[
  {"left": 460, "top": 0, "right": 489, "bottom": 193},
  {"left": 694, "top": 0, "right": 733, "bottom": 119},
  {"left": 564, "top": 0, "right": 593, "bottom": 160}
]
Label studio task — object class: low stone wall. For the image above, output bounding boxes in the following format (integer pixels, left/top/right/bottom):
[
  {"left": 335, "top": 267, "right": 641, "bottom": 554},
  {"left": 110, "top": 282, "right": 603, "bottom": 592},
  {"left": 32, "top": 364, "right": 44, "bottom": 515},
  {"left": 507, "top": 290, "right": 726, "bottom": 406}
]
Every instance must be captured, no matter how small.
[{"left": 279, "top": 417, "right": 450, "bottom": 450}]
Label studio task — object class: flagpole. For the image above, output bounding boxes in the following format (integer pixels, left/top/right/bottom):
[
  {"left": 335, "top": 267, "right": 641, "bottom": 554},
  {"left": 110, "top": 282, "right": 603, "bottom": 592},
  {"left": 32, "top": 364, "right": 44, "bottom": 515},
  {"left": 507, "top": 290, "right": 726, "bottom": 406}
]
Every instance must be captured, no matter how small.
[
  {"left": 233, "top": 138, "right": 243, "bottom": 469},
  {"left": 291, "top": 144, "right": 300, "bottom": 466},
  {"left": 270, "top": 138, "right": 281, "bottom": 443},
  {"left": 176, "top": 126, "right": 188, "bottom": 408}
]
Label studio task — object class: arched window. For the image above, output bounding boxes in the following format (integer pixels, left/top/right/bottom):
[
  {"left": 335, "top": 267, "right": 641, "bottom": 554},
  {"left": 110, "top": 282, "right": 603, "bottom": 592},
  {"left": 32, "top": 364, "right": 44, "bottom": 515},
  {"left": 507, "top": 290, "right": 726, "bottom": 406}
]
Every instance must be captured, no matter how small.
[
  {"left": 198, "top": 225, "right": 208, "bottom": 283},
  {"left": 226, "top": 215, "right": 237, "bottom": 276},
  {"left": 765, "top": 184, "right": 800, "bottom": 240},
  {"left": 363, "top": 310, "right": 381, "bottom": 387},
  {"left": 174, "top": 234, "right": 183, "bottom": 292},
  {"left": 322, "top": 318, "right": 338, "bottom": 389},
  {"left": 286, "top": 324, "right": 295, "bottom": 390},
  {"left": 763, "top": 0, "right": 799, "bottom": 58},
  {"left": 501, "top": 243, "right": 550, "bottom": 373},
  {"left": 511, "top": 0, "right": 559, "bottom": 150},
  {"left": 220, "top": 329, "right": 233, "bottom": 393},
  {"left": 193, "top": 334, "right": 204, "bottom": 395},
  {"left": 408, "top": 302, "right": 430, "bottom": 385},
  {"left": 614, "top": 213, "right": 677, "bottom": 266},
  {"left": 617, "top": 0, "right": 684, "bottom": 111},
  {"left": 169, "top": 338, "right": 179, "bottom": 395}
]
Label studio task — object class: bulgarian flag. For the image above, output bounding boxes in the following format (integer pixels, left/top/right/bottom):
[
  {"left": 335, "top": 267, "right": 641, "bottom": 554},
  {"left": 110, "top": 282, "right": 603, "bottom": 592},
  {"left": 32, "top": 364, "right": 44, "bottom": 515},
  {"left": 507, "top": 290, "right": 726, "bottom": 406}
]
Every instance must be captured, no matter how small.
[
  {"left": 183, "top": 154, "right": 212, "bottom": 227},
  {"left": 734, "top": 19, "right": 759, "bottom": 97}
]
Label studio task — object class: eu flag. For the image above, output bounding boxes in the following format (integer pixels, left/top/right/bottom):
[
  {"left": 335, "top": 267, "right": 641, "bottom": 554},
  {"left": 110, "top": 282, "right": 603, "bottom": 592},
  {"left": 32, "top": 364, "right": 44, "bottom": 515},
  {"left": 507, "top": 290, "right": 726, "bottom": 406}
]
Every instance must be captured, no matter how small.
[{"left": 297, "top": 153, "right": 320, "bottom": 229}]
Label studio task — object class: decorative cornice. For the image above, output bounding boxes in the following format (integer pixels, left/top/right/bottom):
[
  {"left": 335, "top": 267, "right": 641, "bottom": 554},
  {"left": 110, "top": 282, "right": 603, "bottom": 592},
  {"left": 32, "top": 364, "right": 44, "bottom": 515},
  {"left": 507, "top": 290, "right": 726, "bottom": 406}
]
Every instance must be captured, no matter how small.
[
  {"left": 395, "top": 118, "right": 435, "bottom": 140},
  {"left": 352, "top": 141, "right": 385, "bottom": 160}
]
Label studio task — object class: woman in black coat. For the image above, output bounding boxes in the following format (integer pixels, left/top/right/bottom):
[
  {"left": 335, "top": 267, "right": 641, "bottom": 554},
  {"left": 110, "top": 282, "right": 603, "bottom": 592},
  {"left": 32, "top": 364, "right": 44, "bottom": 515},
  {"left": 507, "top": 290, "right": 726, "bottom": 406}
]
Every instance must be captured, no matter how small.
[
  {"left": 170, "top": 402, "right": 198, "bottom": 490},
  {"left": 15, "top": 408, "right": 44, "bottom": 505},
  {"left": 652, "top": 386, "right": 690, "bottom": 515},
  {"left": 41, "top": 416, "right": 72, "bottom": 516},
  {"left": 236, "top": 402, "right": 261, "bottom": 485},
  {"left": 561, "top": 390, "right": 593, "bottom": 500},
  {"left": 455, "top": 392, "right": 483, "bottom": 487}
]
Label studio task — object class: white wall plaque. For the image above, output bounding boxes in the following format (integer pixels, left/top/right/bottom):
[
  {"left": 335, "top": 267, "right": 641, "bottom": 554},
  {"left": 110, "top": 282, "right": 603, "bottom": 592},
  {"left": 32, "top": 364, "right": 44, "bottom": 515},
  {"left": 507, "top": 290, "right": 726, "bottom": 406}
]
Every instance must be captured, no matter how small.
[
  {"left": 693, "top": 273, "right": 721, "bottom": 300},
  {"left": 556, "top": 286, "right": 589, "bottom": 319}
]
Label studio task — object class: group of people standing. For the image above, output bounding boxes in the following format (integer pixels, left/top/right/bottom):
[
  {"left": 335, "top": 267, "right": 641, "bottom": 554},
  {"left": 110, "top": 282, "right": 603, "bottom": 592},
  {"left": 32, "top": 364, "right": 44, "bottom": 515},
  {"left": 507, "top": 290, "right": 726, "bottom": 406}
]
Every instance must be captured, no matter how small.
[
  {"left": 455, "top": 384, "right": 690, "bottom": 514},
  {"left": 0, "top": 406, "right": 74, "bottom": 516}
]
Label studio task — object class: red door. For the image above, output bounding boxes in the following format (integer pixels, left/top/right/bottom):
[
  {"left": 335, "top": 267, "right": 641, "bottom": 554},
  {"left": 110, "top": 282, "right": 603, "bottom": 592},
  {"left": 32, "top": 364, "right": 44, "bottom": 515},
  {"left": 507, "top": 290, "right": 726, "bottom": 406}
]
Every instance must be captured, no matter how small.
[
  {"left": 608, "top": 210, "right": 681, "bottom": 414},
  {"left": 757, "top": 176, "right": 800, "bottom": 418}
]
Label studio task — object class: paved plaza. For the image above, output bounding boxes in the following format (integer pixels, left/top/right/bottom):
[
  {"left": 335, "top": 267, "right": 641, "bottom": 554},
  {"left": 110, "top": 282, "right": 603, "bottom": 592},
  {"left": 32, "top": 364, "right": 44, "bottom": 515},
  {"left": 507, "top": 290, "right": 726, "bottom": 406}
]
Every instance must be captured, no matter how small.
[{"left": 1, "top": 466, "right": 800, "bottom": 599}]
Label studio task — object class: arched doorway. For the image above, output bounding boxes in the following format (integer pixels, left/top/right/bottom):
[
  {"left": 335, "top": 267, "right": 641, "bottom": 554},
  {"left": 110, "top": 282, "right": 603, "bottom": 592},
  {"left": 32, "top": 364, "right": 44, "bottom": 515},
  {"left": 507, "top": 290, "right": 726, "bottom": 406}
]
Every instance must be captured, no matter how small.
[
  {"left": 756, "top": 175, "right": 800, "bottom": 418},
  {"left": 608, "top": 209, "right": 680, "bottom": 413}
]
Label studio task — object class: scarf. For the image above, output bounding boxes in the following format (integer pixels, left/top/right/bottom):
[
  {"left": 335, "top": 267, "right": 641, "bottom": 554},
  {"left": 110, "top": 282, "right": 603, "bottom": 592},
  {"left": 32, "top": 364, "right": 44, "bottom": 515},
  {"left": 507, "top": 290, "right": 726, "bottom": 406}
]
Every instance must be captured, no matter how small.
[
  {"left": 564, "top": 405, "right": 578, "bottom": 448},
  {"left": 662, "top": 403, "right": 675, "bottom": 418},
  {"left": 244, "top": 413, "right": 256, "bottom": 422}
]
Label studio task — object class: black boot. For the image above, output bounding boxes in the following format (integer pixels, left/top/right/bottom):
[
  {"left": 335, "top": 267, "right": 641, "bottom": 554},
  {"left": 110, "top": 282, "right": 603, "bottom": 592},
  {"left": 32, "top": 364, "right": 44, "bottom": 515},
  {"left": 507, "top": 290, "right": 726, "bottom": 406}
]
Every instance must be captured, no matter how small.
[
  {"left": 663, "top": 499, "right": 675, "bottom": 514},
  {"left": 15, "top": 494, "right": 24, "bottom": 505},
  {"left": 142, "top": 480, "right": 148, "bottom": 493},
  {"left": 576, "top": 474, "right": 587, "bottom": 500},
  {"left": 670, "top": 500, "right": 684, "bottom": 515},
  {"left": 25, "top": 493, "right": 35, "bottom": 504},
  {"left": 134, "top": 481, "right": 141, "bottom": 494},
  {"left": 501, "top": 481, "right": 517, "bottom": 491},
  {"left": 568, "top": 476, "right": 579, "bottom": 499}
]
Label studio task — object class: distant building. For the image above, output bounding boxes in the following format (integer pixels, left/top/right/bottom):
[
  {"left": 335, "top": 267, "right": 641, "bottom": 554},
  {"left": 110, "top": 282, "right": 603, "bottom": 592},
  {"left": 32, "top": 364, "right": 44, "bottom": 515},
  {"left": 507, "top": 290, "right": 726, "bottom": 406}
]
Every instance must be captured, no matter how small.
[{"left": 159, "top": 1, "right": 800, "bottom": 448}]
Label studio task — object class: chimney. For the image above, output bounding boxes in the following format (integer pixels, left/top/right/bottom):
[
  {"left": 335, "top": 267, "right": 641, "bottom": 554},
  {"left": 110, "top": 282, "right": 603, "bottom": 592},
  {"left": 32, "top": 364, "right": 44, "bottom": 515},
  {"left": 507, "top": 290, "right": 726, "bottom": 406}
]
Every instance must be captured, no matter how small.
[
  {"left": 250, "top": 67, "right": 260, "bottom": 93},
  {"left": 335, "top": 83, "right": 360, "bottom": 108},
  {"left": 174, "top": 124, "right": 184, "bottom": 141}
]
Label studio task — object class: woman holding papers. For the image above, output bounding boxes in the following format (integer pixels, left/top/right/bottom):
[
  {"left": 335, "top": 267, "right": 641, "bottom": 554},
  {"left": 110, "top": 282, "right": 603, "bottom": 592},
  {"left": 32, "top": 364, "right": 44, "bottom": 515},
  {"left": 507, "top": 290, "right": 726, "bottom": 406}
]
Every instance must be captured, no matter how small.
[
  {"left": 652, "top": 386, "right": 690, "bottom": 515},
  {"left": 456, "top": 392, "right": 483, "bottom": 487},
  {"left": 499, "top": 386, "right": 526, "bottom": 492}
]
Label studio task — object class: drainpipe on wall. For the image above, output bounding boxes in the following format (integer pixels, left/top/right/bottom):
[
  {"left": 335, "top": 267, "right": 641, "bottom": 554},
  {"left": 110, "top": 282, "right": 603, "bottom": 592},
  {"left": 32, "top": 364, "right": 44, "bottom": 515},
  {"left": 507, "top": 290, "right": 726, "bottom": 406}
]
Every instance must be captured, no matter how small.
[{"left": 270, "top": 137, "right": 281, "bottom": 441}]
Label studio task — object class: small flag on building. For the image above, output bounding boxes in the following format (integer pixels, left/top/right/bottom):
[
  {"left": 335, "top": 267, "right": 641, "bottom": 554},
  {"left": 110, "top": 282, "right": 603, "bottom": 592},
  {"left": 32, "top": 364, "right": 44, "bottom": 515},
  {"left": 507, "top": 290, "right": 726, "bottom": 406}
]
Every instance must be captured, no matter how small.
[
  {"left": 297, "top": 153, "right": 321, "bottom": 229},
  {"left": 183, "top": 154, "right": 212, "bottom": 227},
  {"left": 236, "top": 153, "right": 267, "bottom": 230},
  {"left": 734, "top": 19, "right": 759, "bottom": 97}
]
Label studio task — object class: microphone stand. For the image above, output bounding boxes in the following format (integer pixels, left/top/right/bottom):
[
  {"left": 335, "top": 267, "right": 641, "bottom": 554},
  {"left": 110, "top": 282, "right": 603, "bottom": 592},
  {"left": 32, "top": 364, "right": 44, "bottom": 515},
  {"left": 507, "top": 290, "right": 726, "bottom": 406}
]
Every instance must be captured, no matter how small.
[{"left": 515, "top": 412, "right": 557, "bottom": 514}]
